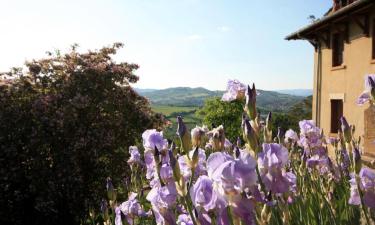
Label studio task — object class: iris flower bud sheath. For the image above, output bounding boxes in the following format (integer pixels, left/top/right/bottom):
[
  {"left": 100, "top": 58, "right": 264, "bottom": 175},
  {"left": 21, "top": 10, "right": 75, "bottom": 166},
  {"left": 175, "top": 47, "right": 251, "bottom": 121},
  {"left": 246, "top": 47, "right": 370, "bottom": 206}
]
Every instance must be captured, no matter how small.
[
  {"left": 264, "top": 112, "right": 272, "bottom": 143},
  {"left": 177, "top": 116, "right": 192, "bottom": 156},
  {"left": 353, "top": 147, "right": 362, "bottom": 174},
  {"left": 236, "top": 136, "right": 241, "bottom": 147},
  {"left": 340, "top": 117, "right": 352, "bottom": 143},
  {"left": 191, "top": 147, "right": 199, "bottom": 170},
  {"left": 106, "top": 177, "right": 116, "bottom": 203},
  {"left": 191, "top": 126, "right": 206, "bottom": 147},
  {"left": 242, "top": 115, "right": 259, "bottom": 152},
  {"left": 207, "top": 125, "right": 226, "bottom": 151},
  {"left": 369, "top": 76, "right": 375, "bottom": 99},
  {"left": 153, "top": 146, "right": 165, "bottom": 186},
  {"left": 168, "top": 148, "right": 181, "bottom": 182},
  {"left": 245, "top": 84, "right": 257, "bottom": 120},
  {"left": 168, "top": 149, "right": 186, "bottom": 196}
]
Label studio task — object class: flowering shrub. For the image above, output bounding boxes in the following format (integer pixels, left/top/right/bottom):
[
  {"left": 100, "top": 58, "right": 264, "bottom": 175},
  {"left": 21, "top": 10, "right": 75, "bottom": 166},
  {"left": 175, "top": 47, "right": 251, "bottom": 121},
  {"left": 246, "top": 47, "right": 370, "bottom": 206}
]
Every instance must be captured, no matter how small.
[
  {"left": 94, "top": 80, "right": 375, "bottom": 225},
  {"left": 0, "top": 43, "right": 164, "bottom": 225}
]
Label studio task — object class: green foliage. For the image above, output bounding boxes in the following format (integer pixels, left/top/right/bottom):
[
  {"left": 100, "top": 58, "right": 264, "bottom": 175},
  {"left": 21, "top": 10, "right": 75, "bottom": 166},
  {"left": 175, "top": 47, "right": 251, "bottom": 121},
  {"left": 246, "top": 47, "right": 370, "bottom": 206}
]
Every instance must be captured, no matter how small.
[
  {"left": 272, "top": 95, "right": 313, "bottom": 135},
  {"left": 0, "top": 43, "right": 163, "bottom": 225},
  {"left": 196, "top": 97, "right": 243, "bottom": 141},
  {"left": 198, "top": 96, "right": 313, "bottom": 141}
]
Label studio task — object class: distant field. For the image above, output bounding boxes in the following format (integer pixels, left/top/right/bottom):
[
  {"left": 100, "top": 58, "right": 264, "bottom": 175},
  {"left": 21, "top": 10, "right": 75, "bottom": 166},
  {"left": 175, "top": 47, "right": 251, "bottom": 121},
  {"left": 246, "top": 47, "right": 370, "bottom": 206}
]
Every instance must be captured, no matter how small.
[{"left": 152, "top": 105, "right": 197, "bottom": 116}]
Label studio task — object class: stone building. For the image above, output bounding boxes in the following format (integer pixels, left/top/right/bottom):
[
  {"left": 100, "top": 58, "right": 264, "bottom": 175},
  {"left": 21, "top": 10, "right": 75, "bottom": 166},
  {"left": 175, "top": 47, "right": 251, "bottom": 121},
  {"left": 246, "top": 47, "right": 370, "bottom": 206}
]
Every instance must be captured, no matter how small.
[{"left": 286, "top": 0, "right": 375, "bottom": 162}]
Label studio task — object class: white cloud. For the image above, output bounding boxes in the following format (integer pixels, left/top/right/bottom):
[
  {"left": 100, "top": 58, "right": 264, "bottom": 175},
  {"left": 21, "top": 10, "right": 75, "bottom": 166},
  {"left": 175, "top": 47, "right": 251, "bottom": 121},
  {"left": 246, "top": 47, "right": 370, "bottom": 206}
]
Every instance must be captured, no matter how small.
[
  {"left": 186, "top": 34, "right": 203, "bottom": 40},
  {"left": 217, "top": 26, "right": 230, "bottom": 32}
]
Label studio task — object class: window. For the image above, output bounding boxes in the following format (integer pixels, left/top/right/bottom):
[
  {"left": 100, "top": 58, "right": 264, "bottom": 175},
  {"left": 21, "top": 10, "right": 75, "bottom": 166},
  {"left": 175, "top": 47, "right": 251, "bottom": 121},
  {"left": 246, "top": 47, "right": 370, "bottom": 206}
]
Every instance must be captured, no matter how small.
[
  {"left": 332, "top": 32, "right": 344, "bottom": 67},
  {"left": 372, "top": 19, "right": 375, "bottom": 59},
  {"left": 331, "top": 100, "right": 343, "bottom": 133}
]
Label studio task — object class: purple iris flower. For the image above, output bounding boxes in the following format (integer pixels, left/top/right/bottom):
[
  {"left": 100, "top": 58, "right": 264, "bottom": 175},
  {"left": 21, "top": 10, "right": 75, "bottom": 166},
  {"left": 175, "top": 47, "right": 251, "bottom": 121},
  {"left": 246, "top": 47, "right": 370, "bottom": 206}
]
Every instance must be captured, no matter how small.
[
  {"left": 178, "top": 148, "right": 207, "bottom": 180},
  {"left": 284, "top": 129, "right": 298, "bottom": 143},
  {"left": 258, "top": 143, "right": 296, "bottom": 194},
  {"left": 306, "top": 154, "right": 337, "bottom": 176},
  {"left": 144, "top": 150, "right": 156, "bottom": 180},
  {"left": 360, "top": 168, "right": 375, "bottom": 208},
  {"left": 298, "top": 120, "right": 322, "bottom": 153},
  {"left": 326, "top": 136, "right": 339, "bottom": 145},
  {"left": 230, "top": 195, "right": 256, "bottom": 225},
  {"left": 160, "top": 164, "right": 174, "bottom": 184},
  {"left": 357, "top": 74, "right": 375, "bottom": 105},
  {"left": 146, "top": 182, "right": 178, "bottom": 225},
  {"left": 306, "top": 155, "right": 329, "bottom": 168},
  {"left": 190, "top": 175, "right": 220, "bottom": 212},
  {"left": 142, "top": 129, "right": 168, "bottom": 151},
  {"left": 207, "top": 151, "right": 258, "bottom": 196},
  {"left": 177, "top": 214, "right": 194, "bottom": 225},
  {"left": 349, "top": 168, "right": 375, "bottom": 209},
  {"left": 221, "top": 79, "right": 247, "bottom": 102},
  {"left": 127, "top": 146, "right": 142, "bottom": 166},
  {"left": 115, "top": 206, "right": 123, "bottom": 225},
  {"left": 339, "top": 149, "right": 351, "bottom": 175},
  {"left": 118, "top": 192, "right": 149, "bottom": 225},
  {"left": 206, "top": 151, "right": 258, "bottom": 224}
]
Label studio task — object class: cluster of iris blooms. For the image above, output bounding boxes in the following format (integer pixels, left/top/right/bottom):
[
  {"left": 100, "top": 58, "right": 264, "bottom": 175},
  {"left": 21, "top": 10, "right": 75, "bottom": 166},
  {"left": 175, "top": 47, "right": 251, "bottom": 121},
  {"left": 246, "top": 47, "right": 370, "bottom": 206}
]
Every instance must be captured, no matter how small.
[{"left": 99, "top": 78, "right": 375, "bottom": 225}]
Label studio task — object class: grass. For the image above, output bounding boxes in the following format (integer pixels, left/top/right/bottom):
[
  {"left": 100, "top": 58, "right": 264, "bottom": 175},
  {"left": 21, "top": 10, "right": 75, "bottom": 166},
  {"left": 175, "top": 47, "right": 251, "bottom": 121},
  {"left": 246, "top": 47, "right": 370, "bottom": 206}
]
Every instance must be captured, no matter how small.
[{"left": 152, "top": 105, "right": 198, "bottom": 116}]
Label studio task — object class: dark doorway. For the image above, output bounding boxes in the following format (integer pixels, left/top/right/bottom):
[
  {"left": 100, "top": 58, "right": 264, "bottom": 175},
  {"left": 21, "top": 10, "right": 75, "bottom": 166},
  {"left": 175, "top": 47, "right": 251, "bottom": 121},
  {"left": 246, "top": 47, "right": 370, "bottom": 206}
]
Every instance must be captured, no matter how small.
[{"left": 331, "top": 99, "right": 343, "bottom": 133}]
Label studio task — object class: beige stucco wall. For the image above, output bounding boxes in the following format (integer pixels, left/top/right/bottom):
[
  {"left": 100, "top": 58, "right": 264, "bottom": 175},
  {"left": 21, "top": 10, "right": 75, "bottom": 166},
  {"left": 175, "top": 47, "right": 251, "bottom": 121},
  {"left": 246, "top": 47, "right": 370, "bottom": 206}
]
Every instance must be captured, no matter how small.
[{"left": 313, "top": 8, "right": 375, "bottom": 156}]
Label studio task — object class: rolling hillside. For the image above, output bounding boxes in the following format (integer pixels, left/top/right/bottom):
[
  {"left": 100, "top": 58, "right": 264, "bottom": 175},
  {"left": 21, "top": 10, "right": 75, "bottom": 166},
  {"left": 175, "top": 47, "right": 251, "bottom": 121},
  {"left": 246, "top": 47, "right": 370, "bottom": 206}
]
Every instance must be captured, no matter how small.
[
  {"left": 137, "top": 87, "right": 305, "bottom": 113},
  {"left": 275, "top": 89, "right": 313, "bottom": 97}
]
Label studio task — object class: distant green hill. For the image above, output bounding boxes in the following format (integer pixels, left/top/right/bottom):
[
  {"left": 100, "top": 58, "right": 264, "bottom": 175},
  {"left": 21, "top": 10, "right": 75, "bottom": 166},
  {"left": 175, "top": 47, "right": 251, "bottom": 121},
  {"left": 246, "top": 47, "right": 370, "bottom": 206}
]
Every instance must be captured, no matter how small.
[{"left": 137, "top": 87, "right": 304, "bottom": 113}]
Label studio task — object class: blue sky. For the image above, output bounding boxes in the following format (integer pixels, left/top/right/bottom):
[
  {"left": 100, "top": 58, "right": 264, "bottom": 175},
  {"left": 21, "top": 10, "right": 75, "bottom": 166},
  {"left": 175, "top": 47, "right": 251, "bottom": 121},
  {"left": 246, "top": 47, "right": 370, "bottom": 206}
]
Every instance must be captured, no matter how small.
[{"left": 0, "top": 0, "right": 331, "bottom": 90}]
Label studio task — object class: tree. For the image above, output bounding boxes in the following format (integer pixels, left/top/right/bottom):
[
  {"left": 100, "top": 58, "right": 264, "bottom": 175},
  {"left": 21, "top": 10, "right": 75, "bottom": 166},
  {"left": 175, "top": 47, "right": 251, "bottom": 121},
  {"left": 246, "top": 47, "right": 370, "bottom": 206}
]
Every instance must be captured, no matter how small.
[
  {"left": 0, "top": 43, "right": 163, "bottom": 225},
  {"left": 196, "top": 97, "right": 243, "bottom": 141}
]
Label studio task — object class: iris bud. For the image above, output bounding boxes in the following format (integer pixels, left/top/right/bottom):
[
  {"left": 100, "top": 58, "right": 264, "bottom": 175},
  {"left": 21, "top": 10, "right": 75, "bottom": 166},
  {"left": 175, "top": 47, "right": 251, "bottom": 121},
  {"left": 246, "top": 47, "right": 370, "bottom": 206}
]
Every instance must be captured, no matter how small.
[
  {"left": 353, "top": 147, "right": 362, "bottom": 174},
  {"left": 369, "top": 76, "right": 375, "bottom": 99},
  {"left": 154, "top": 146, "right": 164, "bottom": 186},
  {"left": 177, "top": 116, "right": 192, "bottom": 155},
  {"left": 242, "top": 116, "right": 259, "bottom": 152},
  {"left": 106, "top": 177, "right": 116, "bottom": 202},
  {"left": 100, "top": 199, "right": 109, "bottom": 221},
  {"left": 245, "top": 84, "right": 257, "bottom": 120},
  {"left": 207, "top": 125, "right": 225, "bottom": 151},
  {"left": 264, "top": 112, "right": 272, "bottom": 143},
  {"left": 234, "top": 146, "right": 240, "bottom": 158},
  {"left": 340, "top": 117, "right": 352, "bottom": 143},
  {"left": 176, "top": 176, "right": 187, "bottom": 197},
  {"left": 236, "top": 136, "right": 241, "bottom": 147},
  {"left": 168, "top": 149, "right": 182, "bottom": 182},
  {"left": 277, "top": 127, "right": 283, "bottom": 143},
  {"left": 266, "top": 112, "right": 272, "bottom": 131},
  {"left": 191, "top": 126, "right": 206, "bottom": 147},
  {"left": 191, "top": 147, "right": 199, "bottom": 169}
]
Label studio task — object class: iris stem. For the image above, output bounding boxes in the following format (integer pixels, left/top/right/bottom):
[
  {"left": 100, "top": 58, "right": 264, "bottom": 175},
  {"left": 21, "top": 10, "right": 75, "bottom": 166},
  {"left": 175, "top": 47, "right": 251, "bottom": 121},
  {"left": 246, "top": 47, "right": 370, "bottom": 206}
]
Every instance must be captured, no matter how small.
[
  {"left": 255, "top": 166, "right": 267, "bottom": 196},
  {"left": 226, "top": 206, "right": 235, "bottom": 225},
  {"left": 183, "top": 196, "right": 198, "bottom": 225},
  {"left": 188, "top": 167, "right": 195, "bottom": 191},
  {"left": 357, "top": 183, "right": 371, "bottom": 225}
]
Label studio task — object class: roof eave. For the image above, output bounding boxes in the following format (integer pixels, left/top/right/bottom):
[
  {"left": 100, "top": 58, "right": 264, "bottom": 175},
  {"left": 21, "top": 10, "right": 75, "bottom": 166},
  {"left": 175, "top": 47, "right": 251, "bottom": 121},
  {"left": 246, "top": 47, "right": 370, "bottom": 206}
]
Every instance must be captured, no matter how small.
[{"left": 285, "top": 0, "right": 374, "bottom": 41}]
